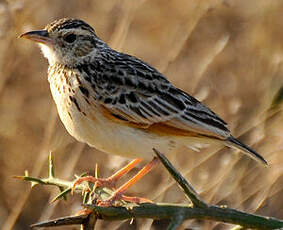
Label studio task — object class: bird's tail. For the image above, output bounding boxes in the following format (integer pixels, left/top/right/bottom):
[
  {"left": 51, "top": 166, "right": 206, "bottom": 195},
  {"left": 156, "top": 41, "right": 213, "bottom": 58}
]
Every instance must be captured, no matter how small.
[{"left": 225, "top": 136, "right": 267, "bottom": 165}]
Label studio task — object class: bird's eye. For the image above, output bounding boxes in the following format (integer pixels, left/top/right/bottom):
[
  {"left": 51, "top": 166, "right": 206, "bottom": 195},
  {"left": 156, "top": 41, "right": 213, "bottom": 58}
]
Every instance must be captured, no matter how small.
[{"left": 63, "top": 34, "right": 77, "bottom": 43}]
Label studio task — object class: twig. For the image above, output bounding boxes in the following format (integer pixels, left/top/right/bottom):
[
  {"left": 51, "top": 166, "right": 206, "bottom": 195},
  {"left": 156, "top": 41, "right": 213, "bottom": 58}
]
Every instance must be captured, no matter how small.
[
  {"left": 30, "top": 214, "right": 88, "bottom": 228},
  {"left": 29, "top": 203, "right": 283, "bottom": 229},
  {"left": 86, "top": 203, "right": 283, "bottom": 229},
  {"left": 15, "top": 152, "right": 283, "bottom": 230},
  {"left": 153, "top": 148, "right": 208, "bottom": 208},
  {"left": 81, "top": 212, "right": 97, "bottom": 230}
]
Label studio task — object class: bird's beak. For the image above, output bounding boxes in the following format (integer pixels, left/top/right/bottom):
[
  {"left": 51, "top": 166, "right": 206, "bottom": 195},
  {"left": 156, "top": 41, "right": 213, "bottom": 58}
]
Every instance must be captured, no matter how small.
[{"left": 19, "top": 30, "right": 55, "bottom": 46}]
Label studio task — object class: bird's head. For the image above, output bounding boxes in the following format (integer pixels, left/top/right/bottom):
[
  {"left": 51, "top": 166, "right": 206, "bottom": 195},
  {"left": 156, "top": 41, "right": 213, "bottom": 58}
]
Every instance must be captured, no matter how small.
[{"left": 20, "top": 18, "right": 105, "bottom": 66}]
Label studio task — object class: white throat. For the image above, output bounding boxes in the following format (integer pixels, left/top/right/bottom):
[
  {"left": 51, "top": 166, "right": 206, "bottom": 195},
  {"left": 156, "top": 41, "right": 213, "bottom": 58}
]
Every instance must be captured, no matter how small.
[{"left": 39, "top": 44, "right": 58, "bottom": 66}]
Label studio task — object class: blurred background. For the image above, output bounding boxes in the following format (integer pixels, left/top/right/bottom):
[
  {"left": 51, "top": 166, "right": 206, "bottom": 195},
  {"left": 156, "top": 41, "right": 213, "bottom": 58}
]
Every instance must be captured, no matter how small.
[{"left": 0, "top": 0, "right": 282, "bottom": 229}]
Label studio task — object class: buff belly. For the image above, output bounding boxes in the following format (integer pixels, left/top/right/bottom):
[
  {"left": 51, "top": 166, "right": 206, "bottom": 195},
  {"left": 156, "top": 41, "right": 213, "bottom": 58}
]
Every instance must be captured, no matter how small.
[
  {"left": 50, "top": 88, "right": 176, "bottom": 160},
  {"left": 63, "top": 105, "right": 178, "bottom": 160},
  {"left": 50, "top": 77, "right": 214, "bottom": 160}
]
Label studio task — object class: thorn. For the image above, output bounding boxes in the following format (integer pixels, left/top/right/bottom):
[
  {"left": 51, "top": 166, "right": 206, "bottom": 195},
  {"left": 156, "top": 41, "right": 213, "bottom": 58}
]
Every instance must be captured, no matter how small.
[
  {"left": 13, "top": 175, "right": 39, "bottom": 187},
  {"left": 59, "top": 186, "right": 67, "bottom": 201},
  {"left": 95, "top": 163, "right": 99, "bottom": 178},
  {"left": 50, "top": 188, "right": 71, "bottom": 203},
  {"left": 49, "top": 151, "right": 55, "bottom": 178},
  {"left": 83, "top": 190, "right": 90, "bottom": 204},
  {"left": 71, "top": 186, "right": 75, "bottom": 195},
  {"left": 30, "top": 214, "right": 87, "bottom": 228},
  {"left": 13, "top": 175, "right": 25, "bottom": 180},
  {"left": 31, "top": 181, "right": 39, "bottom": 188}
]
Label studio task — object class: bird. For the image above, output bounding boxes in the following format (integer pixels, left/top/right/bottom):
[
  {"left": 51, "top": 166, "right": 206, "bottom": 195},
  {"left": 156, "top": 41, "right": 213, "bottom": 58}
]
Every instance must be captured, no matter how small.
[{"left": 20, "top": 18, "right": 267, "bottom": 205}]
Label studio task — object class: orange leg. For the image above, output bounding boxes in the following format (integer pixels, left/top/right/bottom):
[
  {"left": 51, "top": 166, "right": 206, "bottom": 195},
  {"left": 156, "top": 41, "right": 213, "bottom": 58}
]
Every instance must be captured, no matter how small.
[
  {"left": 72, "top": 158, "right": 142, "bottom": 192},
  {"left": 98, "top": 157, "right": 159, "bottom": 206},
  {"left": 75, "top": 208, "right": 93, "bottom": 216},
  {"left": 107, "top": 158, "right": 142, "bottom": 182}
]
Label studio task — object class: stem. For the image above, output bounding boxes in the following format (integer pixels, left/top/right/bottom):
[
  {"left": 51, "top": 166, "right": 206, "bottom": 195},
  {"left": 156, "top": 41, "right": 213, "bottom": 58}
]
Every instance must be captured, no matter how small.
[
  {"left": 153, "top": 148, "right": 208, "bottom": 208},
  {"left": 16, "top": 152, "right": 283, "bottom": 230},
  {"left": 89, "top": 203, "right": 283, "bottom": 229}
]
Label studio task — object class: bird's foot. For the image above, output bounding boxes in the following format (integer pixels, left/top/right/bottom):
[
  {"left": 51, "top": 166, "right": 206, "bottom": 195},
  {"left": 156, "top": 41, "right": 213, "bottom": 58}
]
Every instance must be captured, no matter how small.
[
  {"left": 98, "top": 193, "right": 153, "bottom": 207},
  {"left": 75, "top": 208, "right": 93, "bottom": 216},
  {"left": 72, "top": 158, "right": 143, "bottom": 193},
  {"left": 72, "top": 176, "right": 115, "bottom": 194},
  {"left": 72, "top": 157, "right": 159, "bottom": 206},
  {"left": 98, "top": 157, "right": 159, "bottom": 206}
]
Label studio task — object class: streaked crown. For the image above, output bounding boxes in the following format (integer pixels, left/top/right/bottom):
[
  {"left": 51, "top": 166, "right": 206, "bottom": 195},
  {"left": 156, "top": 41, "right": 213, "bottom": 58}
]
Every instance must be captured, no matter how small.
[
  {"left": 45, "top": 18, "right": 95, "bottom": 34},
  {"left": 21, "top": 18, "right": 107, "bottom": 66}
]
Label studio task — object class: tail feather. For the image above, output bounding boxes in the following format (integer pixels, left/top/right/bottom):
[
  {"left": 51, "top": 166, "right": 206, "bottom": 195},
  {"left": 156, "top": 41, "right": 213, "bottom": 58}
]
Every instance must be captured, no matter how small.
[{"left": 226, "top": 136, "right": 267, "bottom": 165}]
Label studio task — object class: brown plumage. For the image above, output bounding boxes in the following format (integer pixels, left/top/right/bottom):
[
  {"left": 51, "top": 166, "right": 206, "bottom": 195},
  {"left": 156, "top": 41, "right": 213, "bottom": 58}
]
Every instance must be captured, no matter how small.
[{"left": 20, "top": 18, "right": 267, "bottom": 205}]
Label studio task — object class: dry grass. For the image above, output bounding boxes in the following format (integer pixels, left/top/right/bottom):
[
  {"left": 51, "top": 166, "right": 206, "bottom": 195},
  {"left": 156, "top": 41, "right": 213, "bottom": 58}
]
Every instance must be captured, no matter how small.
[{"left": 0, "top": 0, "right": 282, "bottom": 229}]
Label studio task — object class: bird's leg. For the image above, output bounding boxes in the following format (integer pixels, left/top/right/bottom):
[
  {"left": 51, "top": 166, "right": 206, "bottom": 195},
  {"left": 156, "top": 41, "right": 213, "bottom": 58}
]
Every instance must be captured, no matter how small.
[
  {"left": 72, "top": 158, "right": 142, "bottom": 192},
  {"left": 98, "top": 157, "right": 159, "bottom": 206}
]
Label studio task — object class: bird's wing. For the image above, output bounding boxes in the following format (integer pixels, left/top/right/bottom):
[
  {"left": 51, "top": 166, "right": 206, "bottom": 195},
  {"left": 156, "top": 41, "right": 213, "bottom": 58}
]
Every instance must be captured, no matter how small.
[{"left": 87, "top": 53, "right": 231, "bottom": 139}]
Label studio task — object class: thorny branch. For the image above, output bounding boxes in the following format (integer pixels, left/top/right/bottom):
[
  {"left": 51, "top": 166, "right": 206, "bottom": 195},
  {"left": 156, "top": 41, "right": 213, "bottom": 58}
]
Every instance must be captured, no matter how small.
[{"left": 16, "top": 151, "right": 283, "bottom": 230}]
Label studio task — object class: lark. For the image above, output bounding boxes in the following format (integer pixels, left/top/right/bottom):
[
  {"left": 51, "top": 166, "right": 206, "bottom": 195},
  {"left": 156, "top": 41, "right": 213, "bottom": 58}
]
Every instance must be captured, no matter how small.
[{"left": 20, "top": 18, "right": 267, "bottom": 205}]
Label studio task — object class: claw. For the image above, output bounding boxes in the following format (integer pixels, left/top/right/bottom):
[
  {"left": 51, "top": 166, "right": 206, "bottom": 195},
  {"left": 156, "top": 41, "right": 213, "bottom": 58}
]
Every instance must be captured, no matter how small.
[
  {"left": 97, "top": 193, "right": 153, "bottom": 207},
  {"left": 75, "top": 208, "right": 93, "bottom": 216},
  {"left": 72, "top": 176, "right": 97, "bottom": 194},
  {"left": 71, "top": 158, "right": 158, "bottom": 207},
  {"left": 71, "top": 158, "right": 143, "bottom": 195}
]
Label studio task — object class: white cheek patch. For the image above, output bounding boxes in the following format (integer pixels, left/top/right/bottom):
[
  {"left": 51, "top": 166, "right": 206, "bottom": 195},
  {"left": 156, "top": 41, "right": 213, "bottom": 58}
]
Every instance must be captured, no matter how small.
[{"left": 39, "top": 44, "right": 58, "bottom": 65}]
